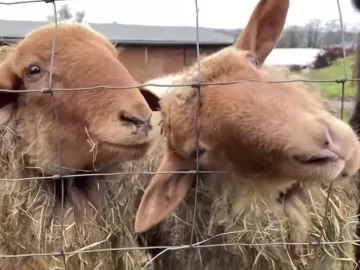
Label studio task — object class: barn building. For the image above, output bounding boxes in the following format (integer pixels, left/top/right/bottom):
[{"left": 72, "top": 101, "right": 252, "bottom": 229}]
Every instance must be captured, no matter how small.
[
  {"left": 0, "top": 19, "right": 235, "bottom": 82},
  {"left": 0, "top": 19, "right": 324, "bottom": 81}
]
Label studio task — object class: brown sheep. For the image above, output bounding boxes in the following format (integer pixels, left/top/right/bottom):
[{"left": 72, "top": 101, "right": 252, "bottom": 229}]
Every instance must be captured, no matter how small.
[
  {"left": 0, "top": 23, "right": 161, "bottom": 269},
  {"left": 132, "top": 0, "right": 360, "bottom": 269}
]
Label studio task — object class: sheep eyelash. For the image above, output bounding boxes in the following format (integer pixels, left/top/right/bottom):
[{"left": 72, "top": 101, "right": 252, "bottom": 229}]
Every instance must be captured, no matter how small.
[{"left": 158, "top": 119, "right": 165, "bottom": 136}]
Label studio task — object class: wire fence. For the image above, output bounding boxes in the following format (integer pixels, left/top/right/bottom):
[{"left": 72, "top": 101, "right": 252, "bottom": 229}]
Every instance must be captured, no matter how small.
[{"left": 0, "top": 0, "right": 357, "bottom": 269}]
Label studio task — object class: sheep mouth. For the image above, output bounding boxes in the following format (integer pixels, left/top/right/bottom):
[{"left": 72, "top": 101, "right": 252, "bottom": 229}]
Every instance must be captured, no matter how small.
[
  {"left": 101, "top": 141, "right": 152, "bottom": 152},
  {"left": 294, "top": 150, "right": 341, "bottom": 166}
]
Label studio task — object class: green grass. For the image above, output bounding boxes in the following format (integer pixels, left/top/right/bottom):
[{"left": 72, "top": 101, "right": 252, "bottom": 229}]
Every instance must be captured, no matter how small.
[{"left": 305, "top": 55, "right": 356, "bottom": 98}]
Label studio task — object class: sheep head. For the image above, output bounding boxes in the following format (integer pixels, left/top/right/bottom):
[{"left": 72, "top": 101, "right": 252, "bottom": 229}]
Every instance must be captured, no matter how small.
[
  {"left": 134, "top": 0, "right": 360, "bottom": 233},
  {"left": 0, "top": 23, "right": 160, "bottom": 172}
]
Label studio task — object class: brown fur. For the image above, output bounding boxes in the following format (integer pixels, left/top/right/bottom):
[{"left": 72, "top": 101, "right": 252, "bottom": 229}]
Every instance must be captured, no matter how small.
[
  {"left": 0, "top": 45, "right": 9, "bottom": 62},
  {"left": 0, "top": 23, "right": 162, "bottom": 269},
  {"left": 133, "top": 0, "right": 360, "bottom": 269}
]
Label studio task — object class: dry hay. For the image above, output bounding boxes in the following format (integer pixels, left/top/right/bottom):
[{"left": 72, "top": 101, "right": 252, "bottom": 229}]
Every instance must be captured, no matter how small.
[
  {"left": 138, "top": 174, "right": 358, "bottom": 270},
  {"left": 0, "top": 118, "right": 157, "bottom": 269}
]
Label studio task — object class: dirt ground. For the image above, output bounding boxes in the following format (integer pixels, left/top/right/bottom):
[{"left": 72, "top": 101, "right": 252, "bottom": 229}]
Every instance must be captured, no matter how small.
[{"left": 329, "top": 99, "right": 355, "bottom": 119}]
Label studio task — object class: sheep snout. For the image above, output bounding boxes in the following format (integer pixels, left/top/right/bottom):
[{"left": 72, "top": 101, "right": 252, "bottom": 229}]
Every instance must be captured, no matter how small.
[
  {"left": 119, "top": 110, "right": 152, "bottom": 134},
  {"left": 297, "top": 128, "right": 342, "bottom": 166}
]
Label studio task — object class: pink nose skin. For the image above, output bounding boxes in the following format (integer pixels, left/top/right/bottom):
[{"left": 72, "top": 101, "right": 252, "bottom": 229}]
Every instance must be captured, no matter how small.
[
  {"left": 302, "top": 128, "right": 341, "bottom": 165},
  {"left": 324, "top": 128, "right": 341, "bottom": 159},
  {"left": 307, "top": 149, "right": 339, "bottom": 164}
]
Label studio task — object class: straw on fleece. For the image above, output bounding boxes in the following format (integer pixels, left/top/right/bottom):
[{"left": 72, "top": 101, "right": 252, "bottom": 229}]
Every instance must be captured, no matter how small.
[
  {"left": 0, "top": 26, "right": 160, "bottom": 269},
  {"left": 0, "top": 114, "right": 157, "bottom": 269}
]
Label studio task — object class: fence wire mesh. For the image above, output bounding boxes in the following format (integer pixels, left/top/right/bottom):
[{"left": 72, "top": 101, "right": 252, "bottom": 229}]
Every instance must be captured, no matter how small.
[{"left": 0, "top": 0, "right": 357, "bottom": 268}]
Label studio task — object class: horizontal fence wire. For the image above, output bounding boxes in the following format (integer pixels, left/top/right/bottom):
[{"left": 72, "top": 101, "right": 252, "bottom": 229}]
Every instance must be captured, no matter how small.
[
  {"left": 0, "top": 78, "right": 355, "bottom": 93},
  {"left": 0, "top": 0, "right": 66, "bottom": 4},
  {"left": 0, "top": 0, "right": 356, "bottom": 269}
]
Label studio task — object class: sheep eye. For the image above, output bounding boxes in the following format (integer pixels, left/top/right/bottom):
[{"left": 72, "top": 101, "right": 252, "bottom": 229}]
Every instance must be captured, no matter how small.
[
  {"left": 26, "top": 65, "right": 41, "bottom": 77},
  {"left": 158, "top": 120, "right": 165, "bottom": 135},
  {"left": 246, "top": 53, "right": 259, "bottom": 67}
]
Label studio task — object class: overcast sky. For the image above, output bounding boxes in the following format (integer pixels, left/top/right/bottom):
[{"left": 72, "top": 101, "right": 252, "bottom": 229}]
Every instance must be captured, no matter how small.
[{"left": 0, "top": 0, "right": 359, "bottom": 29}]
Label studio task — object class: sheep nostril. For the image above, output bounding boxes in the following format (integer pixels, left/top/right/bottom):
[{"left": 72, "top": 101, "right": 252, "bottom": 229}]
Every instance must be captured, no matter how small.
[
  {"left": 190, "top": 147, "right": 206, "bottom": 159},
  {"left": 119, "top": 111, "right": 150, "bottom": 127},
  {"left": 324, "top": 127, "right": 341, "bottom": 156}
]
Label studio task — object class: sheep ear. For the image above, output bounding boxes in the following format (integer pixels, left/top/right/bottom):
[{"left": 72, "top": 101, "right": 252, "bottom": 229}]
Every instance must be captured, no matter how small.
[
  {"left": 140, "top": 87, "right": 161, "bottom": 111},
  {"left": 234, "top": 0, "right": 289, "bottom": 66},
  {"left": 0, "top": 62, "right": 20, "bottom": 125},
  {"left": 352, "top": 0, "right": 360, "bottom": 11},
  {"left": 135, "top": 151, "right": 195, "bottom": 233}
]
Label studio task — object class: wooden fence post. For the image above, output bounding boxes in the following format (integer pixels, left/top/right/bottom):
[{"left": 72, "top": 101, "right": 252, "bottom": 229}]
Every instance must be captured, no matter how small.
[{"left": 352, "top": 32, "right": 360, "bottom": 86}]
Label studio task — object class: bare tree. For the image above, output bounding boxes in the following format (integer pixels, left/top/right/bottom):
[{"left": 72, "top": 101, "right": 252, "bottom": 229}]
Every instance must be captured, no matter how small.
[
  {"left": 322, "top": 19, "right": 344, "bottom": 45},
  {"left": 282, "top": 26, "right": 302, "bottom": 48},
  {"left": 46, "top": 4, "right": 73, "bottom": 22},
  {"left": 278, "top": 20, "right": 357, "bottom": 48},
  {"left": 75, "top": 11, "right": 85, "bottom": 23},
  {"left": 46, "top": 4, "right": 86, "bottom": 23},
  {"left": 350, "top": 23, "right": 360, "bottom": 33},
  {"left": 305, "top": 19, "right": 321, "bottom": 48}
]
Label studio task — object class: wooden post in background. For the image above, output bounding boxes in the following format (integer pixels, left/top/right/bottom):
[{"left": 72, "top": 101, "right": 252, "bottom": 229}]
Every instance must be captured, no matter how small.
[{"left": 352, "top": 32, "right": 360, "bottom": 86}]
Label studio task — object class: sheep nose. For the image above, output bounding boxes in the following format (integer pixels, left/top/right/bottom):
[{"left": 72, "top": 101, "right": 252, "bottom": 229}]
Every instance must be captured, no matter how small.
[
  {"left": 119, "top": 111, "right": 151, "bottom": 129},
  {"left": 324, "top": 127, "right": 341, "bottom": 156}
]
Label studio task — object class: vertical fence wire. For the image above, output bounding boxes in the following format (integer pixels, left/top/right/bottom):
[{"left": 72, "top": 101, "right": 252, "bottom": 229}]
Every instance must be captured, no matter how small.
[
  {"left": 189, "top": 0, "right": 201, "bottom": 247},
  {"left": 45, "top": 1, "right": 68, "bottom": 267},
  {"left": 0, "top": 0, "right": 356, "bottom": 269},
  {"left": 337, "top": 0, "right": 347, "bottom": 120},
  {"left": 187, "top": 0, "right": 202, "bottom": 268},
  {"left": 316, "top": 0, "right": 347, "bottom": 250}
]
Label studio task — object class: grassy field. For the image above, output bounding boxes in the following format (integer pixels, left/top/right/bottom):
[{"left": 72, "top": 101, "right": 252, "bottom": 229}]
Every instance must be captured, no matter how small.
[
  {"left": 305, "top": 55, "right": 356, "bottom": 99},
  {"left": 341, "top": 109, "right": 352, "bottom": 123}
]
